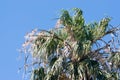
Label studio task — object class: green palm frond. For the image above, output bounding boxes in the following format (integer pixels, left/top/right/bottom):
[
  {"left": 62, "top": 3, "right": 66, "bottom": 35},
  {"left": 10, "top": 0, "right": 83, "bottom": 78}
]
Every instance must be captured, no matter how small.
[
  {"left": 30, "top": 67, "right": 45, "bottom": 80},
  {"left": 45, "top": 56, "right": 64, "bottom": 80},
  {"left": 60, "top": 10, "right": 72, "bottom": 26},
  {"left": 109, "top": 52, "right": 120, "bottom": 65},
  {"left": 72, "top": 8, "right": 84, "bottom": 27},
  {"left": 53, "top": 28, "right": 68, "bottom": 41}
]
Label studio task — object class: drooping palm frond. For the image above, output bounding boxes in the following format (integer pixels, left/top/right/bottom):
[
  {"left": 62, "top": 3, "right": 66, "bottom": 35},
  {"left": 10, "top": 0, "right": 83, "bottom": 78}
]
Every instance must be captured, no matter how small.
[
  {"left": 45, "top": 56, "right": 64, "bottom": 80},
  {"left": 30, "top": 67, "right": 45, "bottom": 80}
]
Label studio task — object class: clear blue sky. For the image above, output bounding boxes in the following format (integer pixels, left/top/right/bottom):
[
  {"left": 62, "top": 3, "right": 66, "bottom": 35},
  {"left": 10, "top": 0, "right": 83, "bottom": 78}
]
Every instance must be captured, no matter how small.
[{"left": 0, "top": 0, "right": 120, "bottom": 80}]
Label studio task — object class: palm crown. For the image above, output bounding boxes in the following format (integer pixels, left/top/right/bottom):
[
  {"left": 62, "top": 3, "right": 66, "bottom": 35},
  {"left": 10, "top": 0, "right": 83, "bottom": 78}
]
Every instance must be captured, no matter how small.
[{"left": 21, "top": 8, "right": 120, "bottom": 80}]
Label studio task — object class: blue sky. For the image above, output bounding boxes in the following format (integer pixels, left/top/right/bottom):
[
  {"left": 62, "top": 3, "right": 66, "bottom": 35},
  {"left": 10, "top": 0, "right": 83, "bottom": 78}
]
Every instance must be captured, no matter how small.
[{"left": 0, "top": 0, "right": 120, "bottom": 80}]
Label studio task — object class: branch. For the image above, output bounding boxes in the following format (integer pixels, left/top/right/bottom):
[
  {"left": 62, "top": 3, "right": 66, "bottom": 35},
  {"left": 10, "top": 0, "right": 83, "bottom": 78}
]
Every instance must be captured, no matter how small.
[
  {"left": 99, "top": 39, "right": 108, "bottom": 45},
  {"left": 92, "top": 27, "right": 120, "bottom": 43},
  {"left": 37, "top": 29, "right": 64, "bottom": 41},
  {"left": 105, "top": 27, "right": 120, "bottom": 35},
  {"left": 88, "top": 44, "right": 109, "bottom": 56}
]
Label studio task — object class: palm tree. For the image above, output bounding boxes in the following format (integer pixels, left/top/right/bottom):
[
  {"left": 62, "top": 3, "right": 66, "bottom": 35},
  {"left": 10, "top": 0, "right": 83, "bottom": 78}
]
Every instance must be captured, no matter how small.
[{"left": 21, "top": 8, "right": 120, "bottom": 80}]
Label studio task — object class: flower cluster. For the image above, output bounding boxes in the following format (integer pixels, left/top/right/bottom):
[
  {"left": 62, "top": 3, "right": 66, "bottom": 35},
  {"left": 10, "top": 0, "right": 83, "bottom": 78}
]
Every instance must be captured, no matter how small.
[{"left": 22, "top": 28, "right": 38, "bottom": 54}]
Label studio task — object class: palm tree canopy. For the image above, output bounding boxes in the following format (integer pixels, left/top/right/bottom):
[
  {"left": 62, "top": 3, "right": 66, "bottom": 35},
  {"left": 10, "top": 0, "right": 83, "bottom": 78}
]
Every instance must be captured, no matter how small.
[{"left": 21, "top": 8, "right": 120, "bottom": 80}]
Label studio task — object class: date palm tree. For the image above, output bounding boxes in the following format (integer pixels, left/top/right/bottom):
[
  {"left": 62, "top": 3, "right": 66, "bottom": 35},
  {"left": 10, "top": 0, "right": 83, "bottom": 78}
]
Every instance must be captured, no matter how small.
[{"left": 21, "top": 8, "right": 120, "bottom": 80}]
